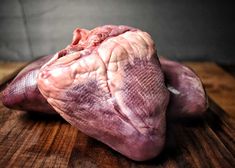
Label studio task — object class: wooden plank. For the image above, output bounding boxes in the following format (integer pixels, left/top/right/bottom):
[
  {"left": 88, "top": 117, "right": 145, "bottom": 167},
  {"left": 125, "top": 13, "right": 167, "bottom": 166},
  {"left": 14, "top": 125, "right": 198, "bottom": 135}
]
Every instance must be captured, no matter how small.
[
  {"left": 0, "top": 62, "right": 234, "bottom": 167},
  {"left": 0, "top": 108, "right": 78, "bottom": 167},
  {"left": 184, "top": 62, "right": 235, "bottom": 118},
  {"left": 0, "top": 61, "right": 28, "bottom": 86},
  {"left": 0, "top": 104, "right": 234, "bottom": 167}
]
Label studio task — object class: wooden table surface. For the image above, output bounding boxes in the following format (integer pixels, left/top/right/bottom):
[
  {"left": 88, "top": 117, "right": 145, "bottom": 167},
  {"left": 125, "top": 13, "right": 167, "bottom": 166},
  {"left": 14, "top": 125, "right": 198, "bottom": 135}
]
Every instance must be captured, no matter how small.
[{"left": 0, "top": 61, "right": 234, "bottom": 168}]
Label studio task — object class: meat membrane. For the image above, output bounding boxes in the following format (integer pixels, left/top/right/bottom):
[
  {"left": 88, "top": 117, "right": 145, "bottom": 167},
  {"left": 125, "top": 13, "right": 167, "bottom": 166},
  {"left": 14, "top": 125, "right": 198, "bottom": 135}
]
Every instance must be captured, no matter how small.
[
  {"left": 1, "top": 55, "right": 55, "bottom": 113},
  {"left": 160, "top": 57, "right": 208, "bottom": 118}
]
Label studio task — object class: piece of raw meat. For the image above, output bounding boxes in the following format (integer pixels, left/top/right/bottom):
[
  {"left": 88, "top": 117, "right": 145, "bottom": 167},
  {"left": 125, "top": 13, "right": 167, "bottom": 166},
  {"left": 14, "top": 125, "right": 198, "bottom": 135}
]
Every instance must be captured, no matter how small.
[
  {"left": 0, "top": 24, "right": 208, "bottom": 160},
  {"left": 1, "top": 56, "right": 207, "bottom": 118},
  {"left": 37, "top": 25, "right": 170, "bottom": 161},
  {"left": 1, "top": 55, "right": 55, "bottom": 113},
  {"left": 160, "top": 57, "right": 208, "bottom": 118},
  {"left": 2, "top": 55, "right": 207, "bottom": 119}
]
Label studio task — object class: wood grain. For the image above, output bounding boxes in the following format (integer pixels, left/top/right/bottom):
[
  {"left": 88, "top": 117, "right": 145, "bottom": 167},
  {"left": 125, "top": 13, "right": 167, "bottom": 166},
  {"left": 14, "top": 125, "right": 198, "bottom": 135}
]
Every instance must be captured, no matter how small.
[
  {"left": 0, "top": 61, "right": 28, "bottom": 86},
  {"left": 0, "top": 62, "right": 234, "bottom": 167}
]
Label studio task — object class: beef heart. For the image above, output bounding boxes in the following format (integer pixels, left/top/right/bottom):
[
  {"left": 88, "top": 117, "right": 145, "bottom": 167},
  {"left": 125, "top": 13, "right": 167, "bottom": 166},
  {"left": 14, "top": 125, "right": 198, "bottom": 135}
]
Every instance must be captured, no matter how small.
[
  {"left": 0, "top": 24, "right": 208, "bottom": 161},
  {"left": 37, "top": 25, "right": 170, "bottom": 161}
]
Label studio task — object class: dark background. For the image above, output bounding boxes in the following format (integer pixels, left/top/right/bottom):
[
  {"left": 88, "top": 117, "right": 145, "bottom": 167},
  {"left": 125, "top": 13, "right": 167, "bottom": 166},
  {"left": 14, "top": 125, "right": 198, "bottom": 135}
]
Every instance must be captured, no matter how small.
[{"left": 0, "top": 0, "right": 234, "bottom": 63}]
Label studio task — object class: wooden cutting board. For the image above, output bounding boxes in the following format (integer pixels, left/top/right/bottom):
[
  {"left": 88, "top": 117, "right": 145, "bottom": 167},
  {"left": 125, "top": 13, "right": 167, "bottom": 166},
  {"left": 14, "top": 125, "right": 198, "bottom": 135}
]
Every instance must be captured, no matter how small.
[{"left": 0, "top": 61, "right": 234, "bottom": 168}]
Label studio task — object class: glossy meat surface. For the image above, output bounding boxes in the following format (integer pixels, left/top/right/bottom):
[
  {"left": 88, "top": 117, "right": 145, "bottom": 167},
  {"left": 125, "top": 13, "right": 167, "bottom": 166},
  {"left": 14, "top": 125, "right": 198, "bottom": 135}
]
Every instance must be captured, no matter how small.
[
  {"left": 1, "top": 55, "right": 55, "bottom": 113},
  {"left": 37, "top": 25, "right": 170, "bottom": 161},
  {"left": 160, "top": 57, "right": 208, "bottom": 118}
]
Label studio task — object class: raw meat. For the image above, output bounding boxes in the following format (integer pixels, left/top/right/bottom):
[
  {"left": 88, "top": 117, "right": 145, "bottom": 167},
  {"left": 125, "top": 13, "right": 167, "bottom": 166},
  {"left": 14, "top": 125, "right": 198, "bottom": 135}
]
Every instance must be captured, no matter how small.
[
  {"left": 1, "top": 55, "right": 207, "bottom": 118},
  {"left": 0, "top": 24, "right": 208, "bottom": 161},
  {"left": 1, "top": 55, "right": 55, "bottom": 113},
  {"left": 160, "top": 57, "right": 208, "bottom": 118},
  {"left": 37, "top": 25, "right": 170, "bottom": 161}
]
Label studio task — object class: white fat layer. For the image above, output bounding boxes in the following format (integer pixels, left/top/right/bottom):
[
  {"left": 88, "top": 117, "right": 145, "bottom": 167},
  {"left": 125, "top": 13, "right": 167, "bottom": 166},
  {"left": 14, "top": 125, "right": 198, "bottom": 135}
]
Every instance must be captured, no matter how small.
[
  {"left": 167, "top": 85, "right": 180, "bottom": 95},
  {"left": 50, "top": 68, "right": 63, "bottom": 77}
]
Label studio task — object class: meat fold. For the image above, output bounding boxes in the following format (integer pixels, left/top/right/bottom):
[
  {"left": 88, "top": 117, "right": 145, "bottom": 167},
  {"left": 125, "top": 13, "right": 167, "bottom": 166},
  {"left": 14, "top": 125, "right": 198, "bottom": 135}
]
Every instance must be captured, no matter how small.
[
  {"left": 160, "top": 58, "right": 208, "bottom": 118},
  {"left": 1, "top": 55, "right": 55, "bottom": 113},
  {"left": 37, "top": 25, "right": 170, "bottom": 161}
]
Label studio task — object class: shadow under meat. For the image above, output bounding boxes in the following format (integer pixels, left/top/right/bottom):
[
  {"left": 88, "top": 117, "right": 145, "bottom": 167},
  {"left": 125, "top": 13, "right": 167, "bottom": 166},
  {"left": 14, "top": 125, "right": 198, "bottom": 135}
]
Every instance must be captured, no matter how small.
[
  {"left": 19, "top": 110, "right": 66, "bottom": 123},
  {"left": 140, "top": 97, "right": 229, "bottom": 166}
]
